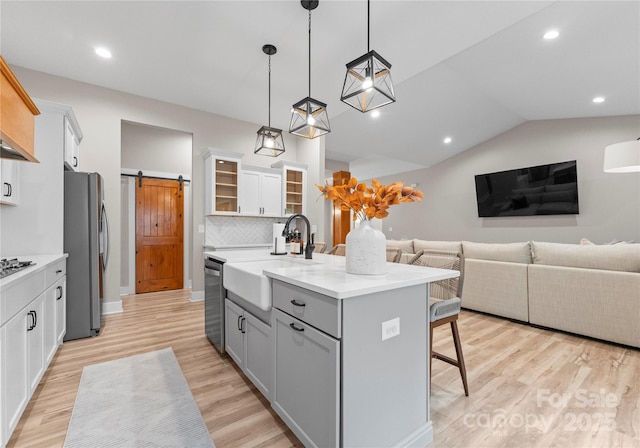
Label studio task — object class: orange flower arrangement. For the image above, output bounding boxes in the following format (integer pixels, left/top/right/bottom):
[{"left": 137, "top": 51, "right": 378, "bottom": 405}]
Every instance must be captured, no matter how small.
[{"left": 317, "top": 177, "right": 424, "bottom": 221}]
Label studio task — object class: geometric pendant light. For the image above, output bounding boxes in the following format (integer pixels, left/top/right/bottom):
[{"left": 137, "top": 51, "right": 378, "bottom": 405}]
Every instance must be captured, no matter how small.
[
  {"left": 340, "top": 0, "right": 396, "bottom": 113},
  {"left": 289, "top": 0, "right": 331, "bottom": 139},
  {"left": 255, "top": 44, "right": 285, "bottom": 157}
]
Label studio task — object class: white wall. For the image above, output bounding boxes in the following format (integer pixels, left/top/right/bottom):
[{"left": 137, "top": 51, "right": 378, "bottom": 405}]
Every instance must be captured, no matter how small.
[
  {"left": 379, "top": 115, "right": 640, "bottom": 244},
  {"left": 11, "top": 66, "right": 322, "bottom": 305},
  {"left": 121, "top": 121, "right": 192, "bottom": 174},
  {"left": 0, "top": 104, "right": 65, "bottom": 256}
]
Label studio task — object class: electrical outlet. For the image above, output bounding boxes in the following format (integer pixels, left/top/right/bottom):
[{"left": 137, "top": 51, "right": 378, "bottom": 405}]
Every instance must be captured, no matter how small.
[
  {"left": 311, "top": 224, "right": 318, "bottom": 234},
  {"left": 381, "top": 317, "right": 400, "bottom": 341},
  {"left": 198, "top": 224, "right": 204, "bottom": 234},
  {"left": 388, "top": 226, "right": 393, "bottom": 232}
]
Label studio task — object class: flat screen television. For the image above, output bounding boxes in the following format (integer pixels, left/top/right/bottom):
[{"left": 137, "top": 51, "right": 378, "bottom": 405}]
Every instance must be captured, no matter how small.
[{"left": 474, "top": 160, "right": 579, "bottom": 217}]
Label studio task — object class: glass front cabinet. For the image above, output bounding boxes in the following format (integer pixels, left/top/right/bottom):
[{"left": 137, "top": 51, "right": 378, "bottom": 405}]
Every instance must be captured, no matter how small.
[
  {"left": 204, "top": 148, "right": 244, "bottom": 214},
  {"left": 272, "top": 161, "right": 307, "bottom": 217}
]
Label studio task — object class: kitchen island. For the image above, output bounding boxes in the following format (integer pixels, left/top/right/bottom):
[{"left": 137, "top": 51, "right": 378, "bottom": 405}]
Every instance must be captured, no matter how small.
[{"left": 204, "top": 250, "right": 458, "bottom": 448}]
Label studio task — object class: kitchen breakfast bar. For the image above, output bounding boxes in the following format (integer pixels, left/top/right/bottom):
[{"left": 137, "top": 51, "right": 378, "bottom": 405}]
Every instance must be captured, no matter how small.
[{"left": 204, "top": 250, "right": 459, "bottom": 448}]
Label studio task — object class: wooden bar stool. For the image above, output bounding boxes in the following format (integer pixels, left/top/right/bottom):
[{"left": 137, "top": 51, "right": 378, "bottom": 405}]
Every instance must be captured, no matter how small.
[{"left": 410, "top": 250, "right": 469, "bottom": 396}]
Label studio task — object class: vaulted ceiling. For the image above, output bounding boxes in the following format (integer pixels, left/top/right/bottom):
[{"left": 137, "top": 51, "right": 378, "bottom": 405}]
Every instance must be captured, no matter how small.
[{"left": 2, "top": 1, "right": 638, "bottom": 178}]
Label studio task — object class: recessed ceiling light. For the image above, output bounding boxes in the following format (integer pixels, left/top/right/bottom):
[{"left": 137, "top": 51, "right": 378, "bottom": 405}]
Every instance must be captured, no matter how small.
[
  {"left": 94, "top": 47, "right": 112, "bottom": 58},
  {"left": 371, "top": 110, "right": 380, "bottom": 118},
  {"left": 443, "top": 137, "right": 452, "bottom": 144},
  {"left": 543, "top": 30, "right": 560, "bottom": 40},
  {"left": 592, "top": 96, "right": 605, "bottom": 103}
]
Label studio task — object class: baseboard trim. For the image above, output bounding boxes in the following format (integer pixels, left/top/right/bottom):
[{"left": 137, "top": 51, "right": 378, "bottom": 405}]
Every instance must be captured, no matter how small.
[
  {"left": 102, "top": 300, "right": 123, "bottom": 315},
  {"left": 190, "top": 290, "right": 204, "bottom": 302}
]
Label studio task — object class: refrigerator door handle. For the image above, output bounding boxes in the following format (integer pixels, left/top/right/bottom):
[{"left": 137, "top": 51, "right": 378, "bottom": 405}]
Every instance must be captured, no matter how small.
[{"left": 101, "top": 202, "right": 110, "bottom": 269}]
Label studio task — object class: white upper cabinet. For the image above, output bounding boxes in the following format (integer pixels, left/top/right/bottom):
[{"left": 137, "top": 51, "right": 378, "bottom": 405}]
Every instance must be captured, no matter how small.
[
  {"left": 204, "top": 148, "right": 243, "bottom": 215},
  {"left": 0, "top": 159, "right": 19, "bottom": 206},
  {"left": 63, "top": 115, "right": 81, "bottom": 171},
  {"left": 272, "top": 161, "right": 307, "bottom": 217},
  {"left": 239, "top": 167, "right": 281, "bottom": 216}
]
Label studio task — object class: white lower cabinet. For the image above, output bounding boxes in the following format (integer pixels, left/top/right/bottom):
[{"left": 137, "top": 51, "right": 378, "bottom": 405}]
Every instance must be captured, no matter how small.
[
  {"left": 271, "top": 307, "right": 340, "bottom": 448},
  {"left": 0, "top": 257, "right": 66, "bottom": 447},
  {"left": 224, "top": 299, "right": 271, "bottom": 398}
]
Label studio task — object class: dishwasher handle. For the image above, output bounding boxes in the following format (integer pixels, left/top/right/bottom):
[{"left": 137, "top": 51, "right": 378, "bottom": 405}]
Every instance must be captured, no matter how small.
[{"left": 204, "top": 267, "right": 221, "bottom": 277}]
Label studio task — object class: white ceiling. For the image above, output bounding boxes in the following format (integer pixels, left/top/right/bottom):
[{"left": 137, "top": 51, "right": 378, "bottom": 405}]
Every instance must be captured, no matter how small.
[{"left": 2, "top": 1, "right": 638, "bottom": 179}]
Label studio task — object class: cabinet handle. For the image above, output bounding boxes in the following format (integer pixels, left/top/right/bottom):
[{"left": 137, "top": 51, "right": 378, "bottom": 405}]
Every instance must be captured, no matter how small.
[
  {"left": 240, "top": 317, "right": 246, "bottom": 334},
  {"left": 3, "top": 182, "right": 11, "bottom": 197},
  {"left": 33, "top": 310, "right": 37, "bottom": 328},
  {"left": 237, "top": 315, "right": 243, "bottom": 332},
  {"left": 56, "top": 269, "right": 63, "bottom": 274},
  {"left": 56, "top": 285, "right": 63, "bottom": 300},
  {"left": 73, "top": 156, "right": 78, "bottom": 167},
  {"left": 291, "top": 299, "right": 306, "bottom": 307},
  {"left": 289, "top": 322, "right": 305, "bottom": 332},
  {"left": 27, "top": 311, "right": 35, "bottom": 331}
]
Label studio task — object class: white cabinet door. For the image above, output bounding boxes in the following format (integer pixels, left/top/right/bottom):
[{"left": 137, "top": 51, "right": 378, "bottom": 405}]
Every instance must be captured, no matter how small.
[
  {"left": 64, "top": 116, "right": 79, "bottom": 171},
  {"left": 56, "top": 278, "right": 66, "bottom": 345},
  {"left": 239, "top": 170, "right": 281, "bottom": 216},
  {"left": 44, "top": 277, "right": 65, "bottom": 364},
  {"left": 43, "top": 284, "right": 58, "bottom": 365},
  {"left": 271, "top": 308, "right": 340, "bottom": 448},
  {"left": 261, "top": 173, "right": 282, "bottom": 217},
  {"left": 244, "top": 312, "right": 271, "bottom": 399},
  {"left": 239, "top": 170, "right": 261, "bottom": 215},
  {"left": 1, "top": 311, "right": 29, "bottom": 442},
  {"left": 0, "top": 159, "right": 18, "bottom": 206},
  {"left": 27, "top": 295, "right": 45, "bottom": 394},
  {"left": 224, "top": 299, "right": 244, "bottom": 368}
]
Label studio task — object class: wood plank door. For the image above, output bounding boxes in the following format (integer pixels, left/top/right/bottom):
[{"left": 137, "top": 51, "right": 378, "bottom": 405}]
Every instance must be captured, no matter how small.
[{"left": 136, "top": 178, "right": 184, "bottom": 293}]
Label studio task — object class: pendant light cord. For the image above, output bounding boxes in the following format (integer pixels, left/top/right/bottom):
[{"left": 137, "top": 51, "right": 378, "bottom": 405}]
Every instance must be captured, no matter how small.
[
  {"left": 268, "top": 53, "right": 271, "bottom": 128},
  {"left": 308, "top": 9, "right": 312, "bottom": 98},
  {"left": 367, "top": 0, "right": 370, "bottom": 52}
]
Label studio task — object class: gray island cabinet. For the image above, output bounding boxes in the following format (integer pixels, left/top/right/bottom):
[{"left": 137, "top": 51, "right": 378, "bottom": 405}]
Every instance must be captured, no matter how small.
[{"left": 264, "top": 255, "right": 458, "bottom": 448}]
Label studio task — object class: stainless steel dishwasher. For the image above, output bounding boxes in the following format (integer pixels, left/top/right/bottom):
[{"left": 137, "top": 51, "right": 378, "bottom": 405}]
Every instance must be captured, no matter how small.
[{"left": 204, "top": 257, "right": 225, "bottom": 353}]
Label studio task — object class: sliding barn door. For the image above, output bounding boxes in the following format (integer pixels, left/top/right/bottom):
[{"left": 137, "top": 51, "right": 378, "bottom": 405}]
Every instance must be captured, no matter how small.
[{"left": 135, "top": 178, "right": 184, "bottom": 293}]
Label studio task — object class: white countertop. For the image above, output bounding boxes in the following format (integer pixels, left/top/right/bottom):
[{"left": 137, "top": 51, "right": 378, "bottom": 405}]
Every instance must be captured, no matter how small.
[
  {"left": 206, "top": 250, "right": 459, "bottom": 299},
  {"left": 0, "top": 254, "right": 68, "bottom": 289}
]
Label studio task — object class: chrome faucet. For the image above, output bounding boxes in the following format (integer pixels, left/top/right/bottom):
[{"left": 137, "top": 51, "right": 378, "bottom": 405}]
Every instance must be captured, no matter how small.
[{"left": 282, "top": 214, "right": 315, "bottom": 259}]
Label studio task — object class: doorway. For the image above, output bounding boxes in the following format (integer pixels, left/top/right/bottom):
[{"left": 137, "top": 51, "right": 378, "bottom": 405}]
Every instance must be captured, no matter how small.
[
  {"left": 135, "top": 177, "right": 184, "bottom": 293},
  {"left": 120, "top": 121, "right": 193, "bottom": 295}
]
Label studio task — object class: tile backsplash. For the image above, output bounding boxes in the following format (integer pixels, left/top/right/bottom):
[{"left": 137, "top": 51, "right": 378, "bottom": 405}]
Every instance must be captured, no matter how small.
[{"left": 206, "top": 215, "right": 287, "bottom": 246}]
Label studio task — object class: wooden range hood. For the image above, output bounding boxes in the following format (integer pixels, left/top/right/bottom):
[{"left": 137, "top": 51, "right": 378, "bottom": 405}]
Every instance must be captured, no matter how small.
[{"left": 1, "top": 55, "right": 40, "bottom": 162}]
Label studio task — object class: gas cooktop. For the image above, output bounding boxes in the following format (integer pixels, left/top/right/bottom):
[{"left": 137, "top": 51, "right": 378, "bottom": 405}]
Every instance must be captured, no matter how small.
[{"left": 0, "top": 258, "right": 36, "bottom": 279}]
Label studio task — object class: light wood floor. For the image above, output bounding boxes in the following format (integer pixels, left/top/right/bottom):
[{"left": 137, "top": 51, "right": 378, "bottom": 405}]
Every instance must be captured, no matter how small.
[{"left": 7, "top": 290, "right": 639, "bottom": 448}]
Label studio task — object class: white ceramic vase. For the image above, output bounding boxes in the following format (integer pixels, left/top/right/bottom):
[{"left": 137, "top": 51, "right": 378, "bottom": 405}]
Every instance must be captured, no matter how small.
[{"left": 345, "top": 219, "right": 387, "bottom": 275}]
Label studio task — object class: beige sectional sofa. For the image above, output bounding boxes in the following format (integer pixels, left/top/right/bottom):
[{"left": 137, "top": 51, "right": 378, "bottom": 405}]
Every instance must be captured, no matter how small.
[{"left": 387, "top": 238, "right": 640, "bottom": 348}]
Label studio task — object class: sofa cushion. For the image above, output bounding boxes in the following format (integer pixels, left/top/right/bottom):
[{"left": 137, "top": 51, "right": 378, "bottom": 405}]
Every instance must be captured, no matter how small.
[
  {"left": 413, "top": 239, "right": 462, "bottom": 253},
  {"left": 531, "top": 241, "right": 640, "bottom": 273},
  {"left": 386, "top": 239, "right": 414, "bottom": 254},
  {"left": 462, "top": 241, "right": 532, "bottom": 264}
]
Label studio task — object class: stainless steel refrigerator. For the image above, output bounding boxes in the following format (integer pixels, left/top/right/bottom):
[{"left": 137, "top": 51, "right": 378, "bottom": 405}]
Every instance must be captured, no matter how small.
[{"left": 64, "top": 171, "right": 110, "bottom": 341}]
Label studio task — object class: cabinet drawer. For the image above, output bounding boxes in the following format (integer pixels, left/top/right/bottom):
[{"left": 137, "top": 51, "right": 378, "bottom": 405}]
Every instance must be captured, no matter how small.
[
  {"left": 1, "top": 270, "right": 46, "bottom": 327},
  {"left": 45, "top": 259, "right": 66, "bottom": 286},
  {"left": 272, "top": 280, "right": 341, "bottom": 339}
]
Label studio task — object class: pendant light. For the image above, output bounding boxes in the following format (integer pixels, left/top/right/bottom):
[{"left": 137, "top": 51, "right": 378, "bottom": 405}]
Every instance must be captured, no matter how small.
[
  {"left": 340, "top": 0, "right": 395, "bottom": 113},
  {"left": 289, "top": 0, "right": 330, "bottom": 139},
  {"left": 604, "top": 138, "right": 640, "bottom": 173},
  {"left": 255, "top": 44, "right": 285, "bottom": 157}
]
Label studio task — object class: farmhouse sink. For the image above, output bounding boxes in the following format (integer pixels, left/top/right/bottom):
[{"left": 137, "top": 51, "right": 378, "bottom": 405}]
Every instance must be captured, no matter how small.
[{"left": 223, "top": 258, "right": 319, "bottom": 311}]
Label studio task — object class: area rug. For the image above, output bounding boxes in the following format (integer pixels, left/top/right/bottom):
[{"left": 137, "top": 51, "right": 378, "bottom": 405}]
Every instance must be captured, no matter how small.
[{"left": 64, "top": 347, "right": 215, "bottom": 448}]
